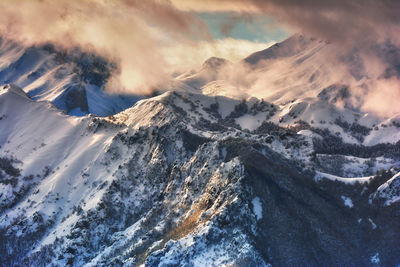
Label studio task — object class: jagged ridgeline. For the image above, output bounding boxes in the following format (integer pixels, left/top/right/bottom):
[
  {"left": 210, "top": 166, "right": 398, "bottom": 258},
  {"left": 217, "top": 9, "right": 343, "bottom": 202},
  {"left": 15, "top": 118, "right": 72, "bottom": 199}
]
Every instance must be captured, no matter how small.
[{"left": 1, "top": 85, "right": 399, "bottom": 266}]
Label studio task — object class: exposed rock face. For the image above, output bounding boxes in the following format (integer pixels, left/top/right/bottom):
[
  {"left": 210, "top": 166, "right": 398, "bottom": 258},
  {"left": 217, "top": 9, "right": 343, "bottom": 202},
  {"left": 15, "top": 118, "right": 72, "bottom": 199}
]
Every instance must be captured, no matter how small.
[
  {"left": 0, "top": 88, "right": 399, "bottom": 266},
  {"left": 62, "top": 85, "right": 89, "bottom": 114}
]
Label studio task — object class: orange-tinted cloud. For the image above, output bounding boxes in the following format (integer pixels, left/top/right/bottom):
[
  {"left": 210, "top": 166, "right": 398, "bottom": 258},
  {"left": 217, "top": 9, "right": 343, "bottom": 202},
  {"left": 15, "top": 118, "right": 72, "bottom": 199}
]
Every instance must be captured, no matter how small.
[
  {"left": 1, "top": 0, "right": 399, "bottom": 117},
  {"left": 0, "top": 0, "right": 211, "bottom": 94},
  {"left": 173, "top": 0, "right": 400, "bottom": 47}
]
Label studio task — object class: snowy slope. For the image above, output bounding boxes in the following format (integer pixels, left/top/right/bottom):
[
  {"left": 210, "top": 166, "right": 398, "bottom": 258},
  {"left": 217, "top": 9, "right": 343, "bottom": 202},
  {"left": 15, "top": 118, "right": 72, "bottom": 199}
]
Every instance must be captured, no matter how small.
[
  {"left": 175, "top": 35, "right": 400, "bottom": 147},
  {"left": 185, "top": 34, "right": 400, "bottom": 128},
  {"left": 1, "top": 85, "right": 400, "bottom": 266},
  {"left": 180, "top": 34, "right": 355, "bottom": 103},
  {"left": 372, "top": 172, "right": 400, "bottom": 206},
  {"left": 239, "top": 34, "right": 352, "bottom": 103},
  {"left": 177, "top": 57, "right": 232, "bottom": 90},
  {"left": 1, "top": 33, "right": 400, "bottom": 267},
  {"left": 0, "top": 38, "right": 141, "bottom": 116}
]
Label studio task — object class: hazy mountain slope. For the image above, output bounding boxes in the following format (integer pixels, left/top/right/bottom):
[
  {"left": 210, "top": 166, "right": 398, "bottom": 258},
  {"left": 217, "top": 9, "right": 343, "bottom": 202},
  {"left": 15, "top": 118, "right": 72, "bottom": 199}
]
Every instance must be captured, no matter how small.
[
  {"left": 189, "top": 34, "right": 400, "bottom": 120},
  {"left": 178, "top": 34, "right": 351, "bottom": 102},
  {"left": 0, "top": 38, "right": 141, "bottom": 116},
  {"left": 1, "top": 84, "right": 399, "bottom": 266},
  {"left": 176, "top": 57, "right": 232, "bottom": 90}
]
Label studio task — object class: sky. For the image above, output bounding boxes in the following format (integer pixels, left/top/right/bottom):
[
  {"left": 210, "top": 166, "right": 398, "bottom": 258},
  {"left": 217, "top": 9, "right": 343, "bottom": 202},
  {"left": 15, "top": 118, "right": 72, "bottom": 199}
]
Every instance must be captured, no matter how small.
[{"left": 198, "top": 12, "right": 287, "bottom": 43}]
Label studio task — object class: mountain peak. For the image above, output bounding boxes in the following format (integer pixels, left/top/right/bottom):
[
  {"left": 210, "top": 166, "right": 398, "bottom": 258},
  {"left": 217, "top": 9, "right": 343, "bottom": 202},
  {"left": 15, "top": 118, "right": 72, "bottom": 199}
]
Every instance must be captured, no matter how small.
[
  {"left": 243, "top": 34, "right": 319, "bottom": 65},
  {"left": 203, "top": 57, "right": 230, "bottom": 68},
  {"left": 202, "top": 57, "right": 230, "bottom": 70}
]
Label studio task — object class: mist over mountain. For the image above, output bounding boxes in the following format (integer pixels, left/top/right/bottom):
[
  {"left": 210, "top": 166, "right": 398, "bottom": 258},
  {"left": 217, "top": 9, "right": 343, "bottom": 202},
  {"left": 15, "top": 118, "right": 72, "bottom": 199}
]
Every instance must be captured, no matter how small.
[
  {"left": 1, "top": 1, "right": 400, "bottom": 266},
  {"left": 0, "top": 38, "right": 143, "bottom": 116},
  {"left": 179, "top": 33, "right": 400, "bottom": 117},
  {"left": 0, "top": 33, "right": 400, "bottom": 266}
]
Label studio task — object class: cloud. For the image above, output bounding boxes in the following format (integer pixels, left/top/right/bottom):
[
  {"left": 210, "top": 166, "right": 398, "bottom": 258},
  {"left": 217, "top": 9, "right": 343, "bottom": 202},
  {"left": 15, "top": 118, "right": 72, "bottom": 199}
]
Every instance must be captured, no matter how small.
[
  {"left": 163, "top": 38, "right": 273, "bottom": 71},
  {"left": 0, "top": 0, "right": 278, "bottom": 95},
  {"left": 362, "top": 77, "right": 400, "bottom": 117},
  {"left": 170, "top": 0, "right": 259, "bottom": 13},
  {"left": 1, "top": 0, "right": 399, "bottom": 117},
  {"left": 173, "top": 0, "right": 400, "bottom": 117},
  {"left": 0, "top": 0, "right": 212, "bottom": 94},
  {"left": 250, "top": 0, "right": 400, "bottom": 61},
  {"left": 173, "top": 0, "right": 400, "bottom": 45}
]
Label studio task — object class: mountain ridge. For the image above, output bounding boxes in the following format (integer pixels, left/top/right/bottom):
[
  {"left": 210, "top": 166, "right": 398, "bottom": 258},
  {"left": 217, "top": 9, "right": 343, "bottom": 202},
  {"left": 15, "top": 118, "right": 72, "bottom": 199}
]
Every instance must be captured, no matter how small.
[{"left": 1, "top": 85, "right": 399, "bottom": 265}]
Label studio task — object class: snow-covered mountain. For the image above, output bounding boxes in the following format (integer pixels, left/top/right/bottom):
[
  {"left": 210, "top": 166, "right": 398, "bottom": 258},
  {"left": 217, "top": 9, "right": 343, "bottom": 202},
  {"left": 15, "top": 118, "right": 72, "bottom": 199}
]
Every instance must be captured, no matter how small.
[
  {"left": 1, "top": 34, "right": 400, "bottom": 266},
  {"left": 183, "top": 34, "right": 400, "bottom": 116},
  {"left": 0, "top": 38, "right": 142, "bottom": 116}
]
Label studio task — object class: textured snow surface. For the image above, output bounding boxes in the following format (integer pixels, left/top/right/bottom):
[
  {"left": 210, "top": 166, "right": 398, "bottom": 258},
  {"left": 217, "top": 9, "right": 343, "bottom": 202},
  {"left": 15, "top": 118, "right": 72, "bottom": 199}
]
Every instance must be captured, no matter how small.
[
  {"left": 373, "top": 172, "right": 400, "bottom": 206},
  {"left": 1, "top": 33, "right": 400, "bottom": 266},
  {"left": 371, "top": 253, "right": 380, "bottom": 264},
  {"left": 1, "top": 87, "right": 399, "bottom": 266},
  {"left": 341, "top": 196, "right": 354, "bottom": 208},
  {"left": 314, "top": 171, "right": 373, "bottom": 184}
]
